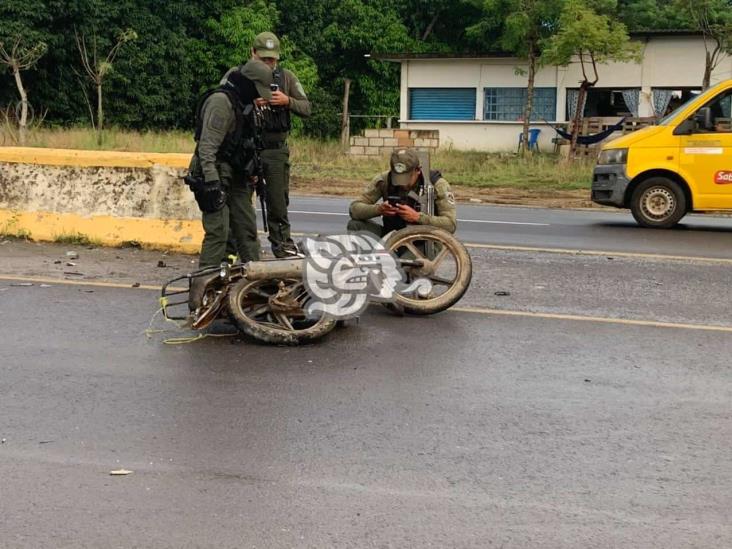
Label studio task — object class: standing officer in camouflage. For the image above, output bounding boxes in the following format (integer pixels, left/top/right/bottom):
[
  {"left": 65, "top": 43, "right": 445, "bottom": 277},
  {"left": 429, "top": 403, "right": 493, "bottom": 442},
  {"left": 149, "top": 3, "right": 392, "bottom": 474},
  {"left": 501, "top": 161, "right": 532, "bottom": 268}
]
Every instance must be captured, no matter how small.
[
  {"left": 187, "top": 64, "right": 273, "bottom": 268},
  {"left": 347, "top": 148, "right": 457, "bottom": 236},
  {"left": 249, "top": 31, "right": 311, "bottom": 257}
]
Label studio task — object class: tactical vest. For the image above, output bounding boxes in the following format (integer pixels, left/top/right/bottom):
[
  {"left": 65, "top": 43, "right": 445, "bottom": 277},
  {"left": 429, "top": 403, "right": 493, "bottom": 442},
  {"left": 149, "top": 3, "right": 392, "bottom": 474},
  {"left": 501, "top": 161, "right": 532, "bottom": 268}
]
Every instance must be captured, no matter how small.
[
  {"left": 194, "top": 87, "right": 256, "bottom": 172},
  {"left": 259, "top": 68, "right": 292, "bottom": 134},
  {"left": 381, "top": 170, "right": 442, "bottom": 233}
]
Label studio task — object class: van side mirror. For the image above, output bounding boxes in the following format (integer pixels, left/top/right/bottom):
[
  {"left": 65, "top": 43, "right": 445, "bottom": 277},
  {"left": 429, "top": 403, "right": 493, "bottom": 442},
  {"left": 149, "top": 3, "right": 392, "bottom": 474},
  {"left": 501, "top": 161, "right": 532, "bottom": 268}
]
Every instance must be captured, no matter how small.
[{"left": 694, "top": 107, "right": 714, "bottom": 131}]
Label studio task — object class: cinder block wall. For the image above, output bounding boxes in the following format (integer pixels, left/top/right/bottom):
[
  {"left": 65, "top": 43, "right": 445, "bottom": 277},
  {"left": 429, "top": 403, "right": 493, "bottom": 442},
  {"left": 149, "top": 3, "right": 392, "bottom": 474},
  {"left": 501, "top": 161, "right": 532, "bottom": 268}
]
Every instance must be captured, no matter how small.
[{"left": 349, "top": 129, "right": 439, "bottom": 157}]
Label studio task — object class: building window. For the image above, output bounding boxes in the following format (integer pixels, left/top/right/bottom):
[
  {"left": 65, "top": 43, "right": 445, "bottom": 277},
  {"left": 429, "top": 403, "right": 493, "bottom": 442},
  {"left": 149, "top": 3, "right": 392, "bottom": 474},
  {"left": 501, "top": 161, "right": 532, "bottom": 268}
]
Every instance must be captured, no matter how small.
[
  {"left": 409, "top": 88, "right": 476, "bottom": 121},
  {"left": 484, "top": 87, "right": 557, "bottom": 121}
]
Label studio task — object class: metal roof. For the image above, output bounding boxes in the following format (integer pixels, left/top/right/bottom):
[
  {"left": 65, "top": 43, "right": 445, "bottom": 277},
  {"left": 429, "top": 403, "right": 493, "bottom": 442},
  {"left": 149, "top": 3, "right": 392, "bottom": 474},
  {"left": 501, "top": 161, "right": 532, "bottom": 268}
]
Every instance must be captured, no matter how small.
[{"left": 372, "top": 30, "right": 703, "bottom": 62}]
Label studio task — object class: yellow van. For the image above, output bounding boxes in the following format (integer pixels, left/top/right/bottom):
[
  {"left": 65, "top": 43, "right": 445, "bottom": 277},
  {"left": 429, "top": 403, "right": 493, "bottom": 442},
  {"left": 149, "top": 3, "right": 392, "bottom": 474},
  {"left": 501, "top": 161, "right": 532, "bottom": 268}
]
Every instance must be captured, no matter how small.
[{"left": 592, "top": 80, "right": 732, "bottom": 227}]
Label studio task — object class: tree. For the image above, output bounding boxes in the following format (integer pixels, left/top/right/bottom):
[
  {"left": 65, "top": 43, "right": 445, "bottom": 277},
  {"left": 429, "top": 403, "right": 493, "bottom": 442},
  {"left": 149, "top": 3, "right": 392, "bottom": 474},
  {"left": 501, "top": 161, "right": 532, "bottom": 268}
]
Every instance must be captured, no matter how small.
[
  {"left": 676, "top": 0, "right": 732, "bottom": 89},
  {"left": 75, "top": 28, "right": 137, "bottom": 144},
  {"left": 469, "top": 0, "right": 564, "bottom": 155},
  {"left": 0, "top": 37, "right": 47, "bottom": 145},
  {"left": 0, "top": 0, "right": 51, "bottom": 144},
  {"left": 543, "top": 0, "right": 641, "bottom": 156}
]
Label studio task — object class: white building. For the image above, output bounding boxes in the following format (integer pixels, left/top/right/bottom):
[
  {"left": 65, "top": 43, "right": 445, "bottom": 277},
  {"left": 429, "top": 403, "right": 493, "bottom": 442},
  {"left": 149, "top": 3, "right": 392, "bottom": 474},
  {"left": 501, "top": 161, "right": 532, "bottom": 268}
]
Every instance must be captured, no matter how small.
[{"left": 379, "top": 32, "right": 732, "bottom": 152}]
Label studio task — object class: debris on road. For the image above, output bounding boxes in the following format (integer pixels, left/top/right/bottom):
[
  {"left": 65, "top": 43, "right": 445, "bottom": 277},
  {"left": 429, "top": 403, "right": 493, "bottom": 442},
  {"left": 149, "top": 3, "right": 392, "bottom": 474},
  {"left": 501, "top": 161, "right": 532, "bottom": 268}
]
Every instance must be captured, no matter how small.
[
  {"left": 53, "top": 260, "right": 62, "bottom": 264},
  {"left": 157, "top": 260, "right": 167, "bottom": 268},
  {"left": 10, "top": 282, "right": 33, "bottom": 287},
  {"left": 109, "top": 469, "right": 133, "bottom": 476},
  {"left": 494, "top": 291, "right": 511, "bottom": 296},
  {"left": 66, "top": 251, "right": 79, "bottom": 260},
  {"left": 66, "top": 262, "right": 76, "bottom": 267},
  {"left": 132, "top": 282, "right": 141, "bottom": 288}
]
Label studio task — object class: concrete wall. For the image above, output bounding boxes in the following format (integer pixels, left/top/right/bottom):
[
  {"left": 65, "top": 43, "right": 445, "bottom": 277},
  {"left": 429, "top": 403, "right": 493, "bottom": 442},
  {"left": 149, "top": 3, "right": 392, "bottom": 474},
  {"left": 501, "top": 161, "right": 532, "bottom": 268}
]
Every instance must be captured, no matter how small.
[
  {"left": 0, "top": 148, "right": 204, "bottom": 252},
  {"left": 399, "top": 35, "right": 732, "bottom": 151}
]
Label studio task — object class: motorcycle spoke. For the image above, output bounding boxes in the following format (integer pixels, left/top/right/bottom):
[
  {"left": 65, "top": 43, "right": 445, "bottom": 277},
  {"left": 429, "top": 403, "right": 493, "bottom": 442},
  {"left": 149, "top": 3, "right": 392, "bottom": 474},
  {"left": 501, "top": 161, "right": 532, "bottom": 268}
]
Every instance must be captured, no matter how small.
[
  {"left": 245, "top": 304, "right": 270, "bottom": 318},
  {"left": 274, "top": 313, "right": 294, "bottom": 330},
  {"left": 404, "top": 242, "right": 427, "bottom": 261},
  {"left": 429, "top": 274, "right": 455, "bottom": 286},
  {"left": 430, "top": 247, "right": 450, "bottom": 269}
]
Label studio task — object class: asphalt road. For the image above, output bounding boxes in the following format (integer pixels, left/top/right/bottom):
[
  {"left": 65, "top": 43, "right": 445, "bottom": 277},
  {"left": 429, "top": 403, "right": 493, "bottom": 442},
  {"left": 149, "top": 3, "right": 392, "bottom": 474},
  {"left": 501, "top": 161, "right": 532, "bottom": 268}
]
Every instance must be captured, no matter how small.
[
  {"left": 2, "top": 200, "right": 732, "bottom": 547},
  {"left": 1, "top": 260, "right": 731, "bottom": 547},
  {"left": 283, "top": 196, "right": 732, "bottom": 259}
]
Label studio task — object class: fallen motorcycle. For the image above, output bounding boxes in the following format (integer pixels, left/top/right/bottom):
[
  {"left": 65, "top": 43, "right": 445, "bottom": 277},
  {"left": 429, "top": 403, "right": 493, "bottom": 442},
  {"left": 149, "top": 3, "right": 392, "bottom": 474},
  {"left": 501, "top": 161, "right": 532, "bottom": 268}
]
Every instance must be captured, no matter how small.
[{"left": 161, "top": 226, "right": 472, "bottom": 345}]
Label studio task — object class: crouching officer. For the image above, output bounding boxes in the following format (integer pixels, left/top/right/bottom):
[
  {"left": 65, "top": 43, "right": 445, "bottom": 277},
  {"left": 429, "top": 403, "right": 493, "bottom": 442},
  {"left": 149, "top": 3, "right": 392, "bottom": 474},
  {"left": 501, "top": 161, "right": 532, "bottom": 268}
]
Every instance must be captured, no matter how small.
[
  {"left": 347, "top": 148, "right": 457, "bottom": 237},
  {"left": 186, "top": 63, "right": 274, "bottom": 268}
]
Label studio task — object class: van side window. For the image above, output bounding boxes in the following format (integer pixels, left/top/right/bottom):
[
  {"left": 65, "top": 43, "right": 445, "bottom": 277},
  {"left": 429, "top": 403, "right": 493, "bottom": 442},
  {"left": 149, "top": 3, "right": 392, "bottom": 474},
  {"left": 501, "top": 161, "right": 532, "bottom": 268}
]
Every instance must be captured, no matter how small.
[{"left": 700, "top": 91, "right": 732, "bottom": 133}]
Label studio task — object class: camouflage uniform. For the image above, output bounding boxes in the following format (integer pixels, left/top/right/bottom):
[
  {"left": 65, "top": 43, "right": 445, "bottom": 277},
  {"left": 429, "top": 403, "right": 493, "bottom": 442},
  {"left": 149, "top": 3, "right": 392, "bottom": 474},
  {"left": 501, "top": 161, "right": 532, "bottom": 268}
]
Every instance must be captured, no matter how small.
[
  {"left": 188, "top": 65, "right": 273, "bottom": 268},
  {"left": 347, "top": 149, "right": 457, "bottom": 237},
  {"left": 251, "top": 32, "right": 312, "bottom": 257}
]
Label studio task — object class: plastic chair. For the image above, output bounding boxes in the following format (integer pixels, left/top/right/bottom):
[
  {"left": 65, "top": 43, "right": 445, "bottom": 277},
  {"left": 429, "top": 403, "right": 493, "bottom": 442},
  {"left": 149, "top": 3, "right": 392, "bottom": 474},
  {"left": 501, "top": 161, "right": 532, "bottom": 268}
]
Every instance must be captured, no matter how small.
[{"left": 517, "top": 128, "right": 541, "bottom": 152}]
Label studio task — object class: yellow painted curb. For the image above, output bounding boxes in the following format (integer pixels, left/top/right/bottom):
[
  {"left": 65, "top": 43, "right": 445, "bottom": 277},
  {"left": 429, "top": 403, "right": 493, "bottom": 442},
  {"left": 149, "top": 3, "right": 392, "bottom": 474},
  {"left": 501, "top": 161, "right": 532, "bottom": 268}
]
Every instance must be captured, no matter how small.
[
  {"left": 0, "top": 209, "right": 202, "bottom": 253},
  {"left": 0, "top": 147, "right": 191, "bottom": 169}
]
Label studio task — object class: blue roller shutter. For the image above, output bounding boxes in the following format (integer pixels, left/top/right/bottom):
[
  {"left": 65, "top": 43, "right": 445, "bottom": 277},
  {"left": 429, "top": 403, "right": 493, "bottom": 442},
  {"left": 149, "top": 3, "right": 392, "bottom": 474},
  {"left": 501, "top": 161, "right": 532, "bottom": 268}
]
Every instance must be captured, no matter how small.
[{"left": 409, "top": 88, "right": 476, "bottom": 120}]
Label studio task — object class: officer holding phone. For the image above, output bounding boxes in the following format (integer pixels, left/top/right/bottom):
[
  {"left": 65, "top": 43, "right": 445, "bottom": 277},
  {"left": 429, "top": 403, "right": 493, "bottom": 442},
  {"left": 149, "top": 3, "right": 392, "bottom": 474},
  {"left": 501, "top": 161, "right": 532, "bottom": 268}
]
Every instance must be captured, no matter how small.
[
  {"left": 248, "top": 31, "right": 311, "bottom": 258},
  {"left": 347, "top": 148, "right": 457, "bottom": 237}
]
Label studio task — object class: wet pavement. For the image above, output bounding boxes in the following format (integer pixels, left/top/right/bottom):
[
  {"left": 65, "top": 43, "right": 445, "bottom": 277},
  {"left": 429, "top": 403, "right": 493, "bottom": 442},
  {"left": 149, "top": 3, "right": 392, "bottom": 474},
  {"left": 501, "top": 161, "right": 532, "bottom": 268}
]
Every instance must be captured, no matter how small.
[{"left": 1, "top": 236, "right": 731, "bottom": 547}]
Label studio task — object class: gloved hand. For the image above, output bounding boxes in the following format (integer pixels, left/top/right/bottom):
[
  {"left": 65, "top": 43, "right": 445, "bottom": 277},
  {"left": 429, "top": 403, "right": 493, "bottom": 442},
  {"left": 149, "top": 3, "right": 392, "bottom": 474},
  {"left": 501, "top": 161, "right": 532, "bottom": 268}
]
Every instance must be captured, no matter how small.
[{"left": 194, "top": 179, "right": 226, "bottom": 213}]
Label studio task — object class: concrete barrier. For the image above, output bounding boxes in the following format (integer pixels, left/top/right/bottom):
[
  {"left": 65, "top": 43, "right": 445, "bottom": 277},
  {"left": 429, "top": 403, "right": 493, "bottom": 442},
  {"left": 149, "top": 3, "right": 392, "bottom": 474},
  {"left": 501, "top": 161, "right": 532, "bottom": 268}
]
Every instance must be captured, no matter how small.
[{"left": 0, "top": 147, "right": 206, "bottom": 253}]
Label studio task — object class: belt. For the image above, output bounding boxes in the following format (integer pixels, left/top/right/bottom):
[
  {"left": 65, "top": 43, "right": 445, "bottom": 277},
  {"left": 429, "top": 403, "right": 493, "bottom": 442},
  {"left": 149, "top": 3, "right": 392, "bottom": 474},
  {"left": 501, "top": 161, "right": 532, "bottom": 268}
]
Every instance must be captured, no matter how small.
[{"left": 262, "top": 140, "right": 287, "bottom": 149}]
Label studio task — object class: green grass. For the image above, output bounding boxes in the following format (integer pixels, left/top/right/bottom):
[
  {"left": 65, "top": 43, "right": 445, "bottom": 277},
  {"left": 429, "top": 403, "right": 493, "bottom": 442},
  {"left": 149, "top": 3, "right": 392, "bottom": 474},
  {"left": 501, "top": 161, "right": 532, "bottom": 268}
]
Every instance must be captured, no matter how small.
[
  {"left": 15, "top": 128, "right": 594, "bottom": 191},
  {"left": 0, "top": 229, "right": 32, "bottom": 240},
  {"left": 0, "top": 213, "right": 33, "bottom": 240},
  {"left": 52, "top": 232, "right": 102, "bottom": 247}
]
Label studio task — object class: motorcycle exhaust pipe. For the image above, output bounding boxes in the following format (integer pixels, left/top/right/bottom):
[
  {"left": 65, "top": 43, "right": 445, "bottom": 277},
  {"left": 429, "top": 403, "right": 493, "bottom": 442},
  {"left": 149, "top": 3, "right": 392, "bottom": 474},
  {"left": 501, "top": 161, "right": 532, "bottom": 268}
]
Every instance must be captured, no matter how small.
[{"left": 245, "top": 259, "right": 305, "bottom": 280}]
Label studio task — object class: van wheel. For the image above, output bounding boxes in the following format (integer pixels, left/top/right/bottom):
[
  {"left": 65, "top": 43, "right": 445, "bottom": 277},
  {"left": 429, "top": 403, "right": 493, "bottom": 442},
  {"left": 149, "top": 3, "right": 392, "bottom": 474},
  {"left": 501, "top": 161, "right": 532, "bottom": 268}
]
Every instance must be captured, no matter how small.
[{"left": 630, "top": 177, "right": 687, "bottom": 228}]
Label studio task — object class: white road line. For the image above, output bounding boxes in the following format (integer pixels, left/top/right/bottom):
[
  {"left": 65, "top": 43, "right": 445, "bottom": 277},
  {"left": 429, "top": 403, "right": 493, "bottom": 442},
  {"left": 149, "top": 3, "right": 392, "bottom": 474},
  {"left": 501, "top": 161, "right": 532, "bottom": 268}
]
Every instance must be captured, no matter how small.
[
  {"left": 458, "top": 218, "right": 549, "bottom": 226},
  {"left": 287, "top": 209, "right": 348, "bottom": 217},
  {"left": 280, "top": 209, "right": 550, "bottom": 226}
]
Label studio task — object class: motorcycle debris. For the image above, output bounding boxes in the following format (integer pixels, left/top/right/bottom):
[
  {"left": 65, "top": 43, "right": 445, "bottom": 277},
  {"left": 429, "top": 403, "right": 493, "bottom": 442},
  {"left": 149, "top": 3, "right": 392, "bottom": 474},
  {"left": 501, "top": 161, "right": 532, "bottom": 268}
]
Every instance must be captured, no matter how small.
[
  {"left": 494, "top": 291, "right": 511, "bottom": 296},
  {"left": 109, "top": 469, "right": 133, "bottom": 476},
  {"left": 10, "top": 282, "right": 33, "bottom": 287},
  {"left": 132, "top": 282, "right": 141, "bottom": 288},
  {"left": 66, "top": 262, "right": 76, "bottom": 267},
  {"left": 53, "top": 260, "right": 62, "bottom": 264},
  {"left": 40, "top": 284, "right": 52, "bottom": 288},
  {"left": 157, "top": 260, "right": 167, "bottom": 268},
  {"left": 66, "top": 251, "right": 79, "bottom": 259}
]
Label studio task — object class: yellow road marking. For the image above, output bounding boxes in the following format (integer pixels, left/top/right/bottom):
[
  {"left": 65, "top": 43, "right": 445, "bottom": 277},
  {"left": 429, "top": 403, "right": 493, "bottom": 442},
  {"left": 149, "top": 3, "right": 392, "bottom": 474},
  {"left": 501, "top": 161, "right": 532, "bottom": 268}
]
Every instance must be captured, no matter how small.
[
  {"left": 462, "top": 243, "right": 732, "bottom": 265},
  {"left": 452, "top": 306, "right": 732, "bottom": 333},
  {"left": 0, "top": 274, "right": 163, "bottom": 291},
  {"left": 2, "top": 274, "right": 730, "bottom": 333}
]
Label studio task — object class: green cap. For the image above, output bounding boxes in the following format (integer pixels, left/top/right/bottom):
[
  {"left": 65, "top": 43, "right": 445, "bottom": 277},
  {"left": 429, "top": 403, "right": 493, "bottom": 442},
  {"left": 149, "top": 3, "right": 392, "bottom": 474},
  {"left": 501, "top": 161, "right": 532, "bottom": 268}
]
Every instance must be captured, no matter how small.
[
  {"left": 241, "top": 59, "right": 274, "bottom": 100},
  {"left": 253, "top": 31, "right": 280, "bottom": 60},
  {"left": 389, "top": 148, "right": 421, "bottom": 186}
]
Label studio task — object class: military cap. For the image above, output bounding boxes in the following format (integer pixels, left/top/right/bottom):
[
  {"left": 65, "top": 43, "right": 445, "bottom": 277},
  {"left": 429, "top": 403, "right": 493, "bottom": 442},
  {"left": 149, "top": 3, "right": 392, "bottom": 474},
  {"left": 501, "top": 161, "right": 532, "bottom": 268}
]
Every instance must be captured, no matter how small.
[
  {"left": 253, "top": 31, "right": 280, "bottom": 60},
  {"left": 389, "top": 148, "right": 421, "bottom": 186},
  {"left": 241, "top": 59, "right": 274, "bottom": 100}
]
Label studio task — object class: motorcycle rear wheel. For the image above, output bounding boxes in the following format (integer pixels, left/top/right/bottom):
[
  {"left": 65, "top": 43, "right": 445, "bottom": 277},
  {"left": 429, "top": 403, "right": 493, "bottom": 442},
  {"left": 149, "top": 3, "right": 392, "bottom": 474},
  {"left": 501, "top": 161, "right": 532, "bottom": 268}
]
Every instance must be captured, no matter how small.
[{"left": 227, "top": 278, "right": 336, "bottom": 345}]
